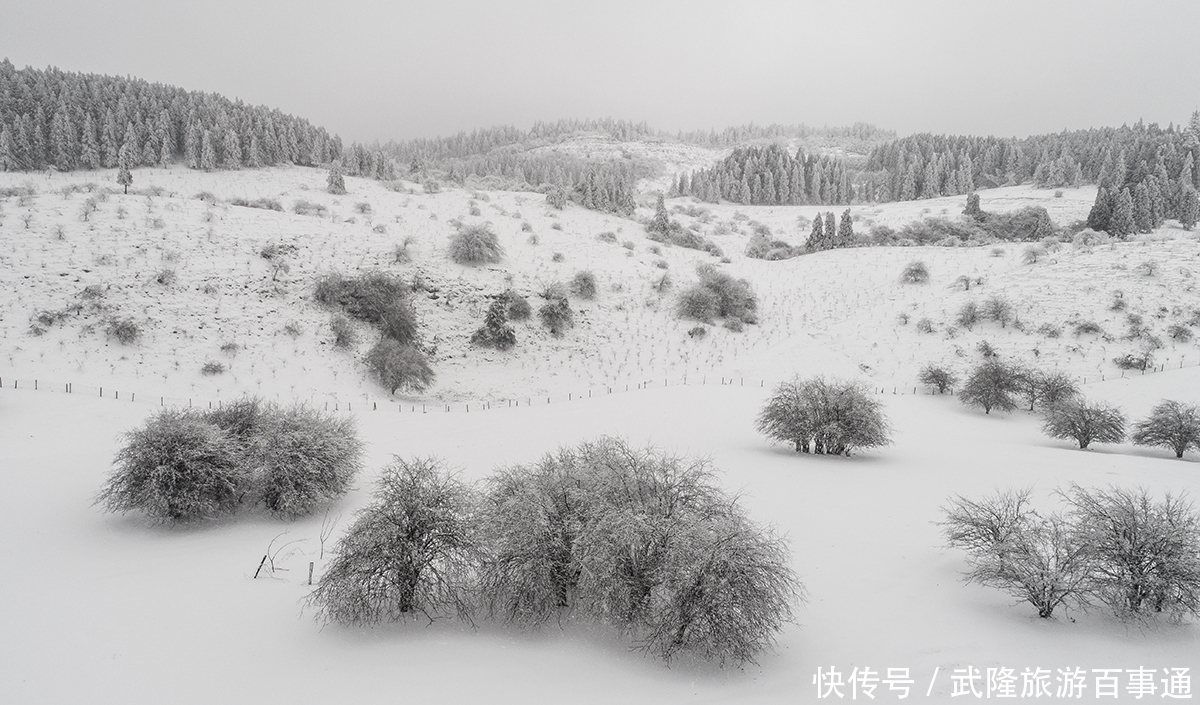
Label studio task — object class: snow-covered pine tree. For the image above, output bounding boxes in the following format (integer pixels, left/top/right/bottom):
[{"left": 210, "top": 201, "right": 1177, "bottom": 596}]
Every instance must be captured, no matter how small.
[
  {"left": 838, "top": 209, "right": 854, "bottom": 246},
  {"left": 80, "top": 113, "right": 101, "bottom": 169},
  {"left": 200, "top": 130, "right": 218, "bottom": 171},
  {"left": 1109, "top": 188, "right": 1135, "bottom": 238},
  {"left": 116, "top": 142, "right": 134, "bottom": 194}
]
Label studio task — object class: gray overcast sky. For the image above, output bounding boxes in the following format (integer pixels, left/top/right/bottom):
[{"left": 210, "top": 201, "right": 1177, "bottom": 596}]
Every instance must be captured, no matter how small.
[{"left": 1, "top": 0, "right": 1197, "bottom": 143}]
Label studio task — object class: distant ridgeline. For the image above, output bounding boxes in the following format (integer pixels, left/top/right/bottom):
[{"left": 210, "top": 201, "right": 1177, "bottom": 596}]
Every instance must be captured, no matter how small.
[
  {"left": 0, "top": 60, "right": 393, "bottom": 180},
  {"left": 382, "top": 119, "right": 895, "bottom": 214}
]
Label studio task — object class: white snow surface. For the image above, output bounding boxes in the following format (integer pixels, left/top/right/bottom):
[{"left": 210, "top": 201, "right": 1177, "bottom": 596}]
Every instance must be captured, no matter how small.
[{"left": 1, "top": 166, "right": 1198, "bottom": 703}]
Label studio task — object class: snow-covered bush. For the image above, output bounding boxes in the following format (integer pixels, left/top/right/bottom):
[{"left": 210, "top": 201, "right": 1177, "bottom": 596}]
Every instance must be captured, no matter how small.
[
  {"left": 955, "top": 301, "right": 981, "bottom": 330},
  {"left": 252, "top": 405, "right": 364, "bottom": 518},
  {"left": 1131, "top": 400, "right": 1200, "bottom": 458},
  {"left": 537, "top": 296, "right": 574, "bottom": 337},
  {"left": 98, "top": 409, "right": 246, "bottom": 521},
  {"left": 478, "top": 437, "right": 801, "bottom": 665},
  {"left": 503, "top": 289, "right": 532, "bottom": 321},
  {"left": 330, "top": 314, "right": 358, "bottom": 348},
  {"left": 315, "top": 271, "right": 410, "bottom": 326},
  {"left": 1042, "top": 398, "right": 1126, "bottom": 449},
  {"left": 106, "top": 318, "right": 142, "bottom": 345},
  {"left": 569, "top": 270, "right": 597, "bottom": 300},
  {"left": 379, "top": 298, "right": 419, "bottom": 346},
  {"left": 918, "top": 365, "right": 957, "bottom": 394},
  {"left": 309, "top": 457, "right": 477, "bottom": 625},
  {"left": 959, "top": 359, "right": 1019, "bottom": 414},
  {"left": 1063, "top": 485, "right": 1200, "bottom": 621},
  {"left": 981, "top": 295, "right": 1014, "bottom": 327},
  {"left": 901, "top": 260, "right": 929, "bottom": 283},
  {"left": 366, "top": 339, "right": 435, "bottom": 393},
  {"left": 677, "top": 265, "right": 757, "bottom": 326},
  {"left": 449, "top": 223, "right": 504, "bottom": 265},
  {"left": 942, "top": 488, "right": 1092, "bottom": 619},
  {"left": 676, "top": 286, "right": 719, "bottom": 323},
  {"left": 470, "top": 298, "right": 516, "bottom": 350},
  {"left": 756, "top": 377, "right": 891, "bottom": 455}
]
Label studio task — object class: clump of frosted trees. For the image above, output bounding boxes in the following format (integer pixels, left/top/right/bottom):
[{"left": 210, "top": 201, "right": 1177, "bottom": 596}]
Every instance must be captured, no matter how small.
[
  {"left": 942, "top": 486, "right": 1200, "bottom": 622},
  {"left": 97, "top": 398, "right": 363, "bottom": 521},
  {"left": 306, "top": 437, "right": 802, "bottom": 666},
  {"left": 756, "top": 377, "right": 891, "bottom": 456}
]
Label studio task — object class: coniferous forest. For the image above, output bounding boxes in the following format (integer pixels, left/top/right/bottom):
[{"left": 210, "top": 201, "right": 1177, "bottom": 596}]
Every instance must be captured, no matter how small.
[
  {"left": 0, "top": 61, "right": 393, "bottom": 180},
  {"left": 2, "top": 58, "right": 1197, "bottom": 227}
]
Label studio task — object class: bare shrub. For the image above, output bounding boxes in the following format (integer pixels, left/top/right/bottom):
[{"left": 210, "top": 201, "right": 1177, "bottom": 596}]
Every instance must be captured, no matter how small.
[
  {"left": 941, "top": 488, "right": 1093, "bottom": 619},
  {"left": 1042, "top": 398, "right": 1126, "bottom": 449},
  {"left": 757, "top": 377, "right": 891, "bottom": 455},
  {"left": 982, "top": 296, "right": 1014, "bottom": 327},
  {"left": 293, "top": 199, "right": 328, "bottom": 217},
  {"left": 960, "top": 359, "right": 1019, "bottom": 414},
  {"left": 450, "top": 224, "right": 504, "bottom": 265},
  {"left": 1168, "top": 324, "right": 1194, "bottom": 343},
  {"left": 330, "top": 314, "right": 358, "bottom": 348},
  {"left": 956, "top": 301, "right": 980, "bottom": 330},
  {"left": 106, "top": 318, "right": 141, "bottom": 345},
  {"left": 918, "top": 365, "right": 957, "bottom": 394},
  {"left": 1112, "top": 352, "right": 1152, "bottom": 371},
  {"left": 201, "top": 360, "right": 226, "bottom": 376},
  {"left": 1037, "top": 371, "right": 1080, "bottom": 407},
  {"left": 1063, "top": 485, "right": 1200, "bottom": 621},
  {"left": 366, "top": 339, "right": 435, "bottom": 394},
  {"left": 97, "top": 409, "right": 246, "bottom": 521},
  {"left": 1131, "top": 400, "right": 1200, "bottom": 458},
  {"left": 308, "top": 457, "right": 477, "bottom": 625}
]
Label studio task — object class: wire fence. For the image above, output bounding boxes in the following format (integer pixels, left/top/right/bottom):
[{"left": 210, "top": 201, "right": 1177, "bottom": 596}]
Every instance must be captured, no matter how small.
[{"left": 1, "top": 357, "right": 1193, "bottom": 416}]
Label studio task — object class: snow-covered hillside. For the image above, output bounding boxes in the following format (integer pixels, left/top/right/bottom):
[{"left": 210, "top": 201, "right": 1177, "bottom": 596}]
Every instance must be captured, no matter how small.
[{"left": 1, "top": 167, "right": 1197, "bottom": 410}]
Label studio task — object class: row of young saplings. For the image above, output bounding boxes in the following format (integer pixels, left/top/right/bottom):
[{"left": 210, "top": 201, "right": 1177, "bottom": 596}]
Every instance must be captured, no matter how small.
[
  {"left": 942, "top": 485, "right": 1200, "bottom": 622},
  {"left": 924, "top": 359, "right": 1200, "bottom": 456},
  {"left": 96, "top": 405, "right": 802, "bottom": 666}
]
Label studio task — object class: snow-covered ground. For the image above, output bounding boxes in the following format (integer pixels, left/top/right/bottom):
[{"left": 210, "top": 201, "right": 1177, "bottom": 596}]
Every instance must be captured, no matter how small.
[
  {"left": 1, "top": 368, "right": 1197, "bottom": 703},
  {"left": 1, "top": 166, "right": 1198, "bottom": 703}
]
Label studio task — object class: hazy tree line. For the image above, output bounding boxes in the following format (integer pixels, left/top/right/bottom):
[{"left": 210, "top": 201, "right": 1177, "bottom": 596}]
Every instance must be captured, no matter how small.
[
  {"left": 671, "top": 122, "right": 895, "bottom": 151},
  {"left": 384, "top": 118, "right": 659, "bottom": 166},
  {"left": 863, "top": 116, "right": 1200, "bottom": 218},
  {"left": 672, "top": 143, "right": 855, "bottom": 205},
  {"left": 0, "top": 60, "right": 393, "bottom": 179},
  {"left": 426, "top": 150, "right": 643, "bottom": 215}
]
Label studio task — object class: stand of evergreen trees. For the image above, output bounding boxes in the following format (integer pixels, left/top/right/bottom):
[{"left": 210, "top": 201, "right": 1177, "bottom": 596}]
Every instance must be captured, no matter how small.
[
  {"left": 863, "top": 117, "right": 1200, "bottom": 229},
  {"left": 0, "top": 60, "right": 393, "bottom": 179},
  {"left": 673, "top": 143, "right": 855, "bottom": 205}
]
